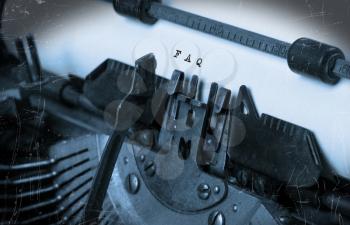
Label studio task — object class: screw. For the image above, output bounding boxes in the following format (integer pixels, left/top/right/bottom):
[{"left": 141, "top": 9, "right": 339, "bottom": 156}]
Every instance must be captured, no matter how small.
[
  {"left": 144, "top": 161, "right": 156, "bottom": 177},
  {"left": 214, "top": 186, "right": 220, "bottom": 194},
  {"left": 125, "top": 174, "right": 140, "bottom": 194},
  {"left": 140, "top": 154, "right": 146, "bottom": 162},
  {"left": 208, "top": 211, "right": 225, "bottom": 225},
  {"left": 203, "top": 135, "right": 217, "bottom": 153},
  {"left": 207, "top": 138, "right": 213, "bottom": 144},
  {"left": 197, "top": 184, "right": 211, "bottom": 200},
  {"left": 136, "top": 130, "right": 154, "bottom": 147},
  {"left": 279, "top": 216, "right": 289, "bottom": 224},
  {"left": 233, "top": 204, "right": 238, "bottom": 212},
  {"left": 124, "top": 157, "right": 129, "bottom": 165}
]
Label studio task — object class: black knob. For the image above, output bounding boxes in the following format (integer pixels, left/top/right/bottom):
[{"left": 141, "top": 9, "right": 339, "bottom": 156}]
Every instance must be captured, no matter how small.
[
  {"left": 113, "top": 0, "right": 160, "bottom": 24},
  {"left": 287, "top": 38, "right": 345, "bottom": 84}
]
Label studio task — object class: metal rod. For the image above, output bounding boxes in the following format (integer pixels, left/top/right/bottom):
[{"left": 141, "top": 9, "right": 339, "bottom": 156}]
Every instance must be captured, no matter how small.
[
  {"left": 149, "top": 2, "right": 290, "bottom": 58},
  {"left": 82, "top": 129, "right": 127, "bottom": 224}
]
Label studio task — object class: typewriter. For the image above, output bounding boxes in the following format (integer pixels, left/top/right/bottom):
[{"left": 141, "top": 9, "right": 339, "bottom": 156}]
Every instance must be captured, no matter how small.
[{"left": 1, "top": 1, "right": 350, "bottom": 224}]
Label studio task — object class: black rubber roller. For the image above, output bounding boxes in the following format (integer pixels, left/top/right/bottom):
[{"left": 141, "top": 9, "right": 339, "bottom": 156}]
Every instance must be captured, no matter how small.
[
  {"left": 287, "top": 38, "right": 345, "bottom": 84},
  {"left": 113, "top": 0, "right": 160, "bottom": 24}
]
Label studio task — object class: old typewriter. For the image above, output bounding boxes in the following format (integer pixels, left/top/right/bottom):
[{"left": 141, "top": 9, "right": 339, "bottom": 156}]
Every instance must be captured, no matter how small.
[{"left": 1, "top": 1, "right": 350, "bottom": 225}]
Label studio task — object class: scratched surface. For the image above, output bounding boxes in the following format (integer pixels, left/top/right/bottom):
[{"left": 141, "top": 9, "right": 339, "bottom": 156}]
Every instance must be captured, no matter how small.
[{"left": 2, "top": 0, "right": 350, "bottom": 180}]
